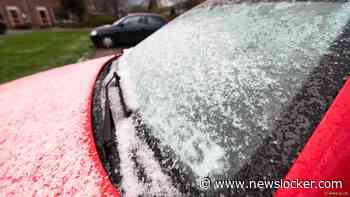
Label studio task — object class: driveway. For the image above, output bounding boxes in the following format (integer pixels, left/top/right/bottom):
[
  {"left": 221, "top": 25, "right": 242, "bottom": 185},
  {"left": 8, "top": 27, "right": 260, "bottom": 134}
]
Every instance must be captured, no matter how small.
[
  {"left": 89, "top": 48, "right": 122, "bottom": 59},
  {"left": 87, "top": 47, "right": 133, "bottom": 60}
]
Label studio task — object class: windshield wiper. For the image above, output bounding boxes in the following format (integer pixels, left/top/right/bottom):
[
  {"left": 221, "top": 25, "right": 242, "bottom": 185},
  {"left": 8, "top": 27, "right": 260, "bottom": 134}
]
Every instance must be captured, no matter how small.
[
  {"left": 100, "top": 69, "right": 133, "bottom": 185},
  {"left": 113, "top": 72, "right": 132, "bottom": 117},
  {"left": 105, "top": 71, "right": 132, "bottom": 117},
  {"left": 103, "top": 70, "right": 132, "bottom": 146}
]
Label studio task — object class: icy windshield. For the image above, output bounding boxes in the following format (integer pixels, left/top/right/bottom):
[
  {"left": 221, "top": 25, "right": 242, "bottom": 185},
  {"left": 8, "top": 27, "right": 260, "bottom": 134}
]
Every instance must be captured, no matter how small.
[{"left": 117, "top": 2, "right": 350, "bottom": 180}]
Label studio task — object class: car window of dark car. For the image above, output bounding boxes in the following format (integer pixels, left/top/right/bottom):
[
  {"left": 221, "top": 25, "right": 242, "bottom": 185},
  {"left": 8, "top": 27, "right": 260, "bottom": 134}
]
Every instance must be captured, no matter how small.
[
  {"left": 108, "top": 1, "right": 350, "bottom": 196},
  {"left": 147, "top": 16, "right": 164, "bottom": 27},
  {"left": 122, "top": 16, "right": 143, "bottom": 27}
]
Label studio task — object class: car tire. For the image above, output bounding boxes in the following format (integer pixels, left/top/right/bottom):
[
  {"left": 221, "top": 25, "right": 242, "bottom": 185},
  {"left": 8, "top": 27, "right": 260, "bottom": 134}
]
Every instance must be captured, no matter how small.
[{"left": 102, "top": 37, "right": 114, "bottom": 48}]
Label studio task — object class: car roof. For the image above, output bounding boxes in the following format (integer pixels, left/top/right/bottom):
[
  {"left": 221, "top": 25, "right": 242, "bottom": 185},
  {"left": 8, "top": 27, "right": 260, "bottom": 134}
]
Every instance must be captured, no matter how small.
[{"left": 126, "top": 13, "right": 164, "bottom": 18}]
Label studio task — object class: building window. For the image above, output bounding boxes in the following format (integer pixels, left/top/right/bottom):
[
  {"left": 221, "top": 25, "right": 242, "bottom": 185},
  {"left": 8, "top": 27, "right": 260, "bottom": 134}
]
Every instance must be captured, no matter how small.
[
  {"left": 10, "top": 10, "right": 19, "bottom": 22},
  {"left": 6, "top": 6, "right": 23, "bottom": 27},
  {"left": 36, "top": 7, "right": 52, "bottom": 27}
]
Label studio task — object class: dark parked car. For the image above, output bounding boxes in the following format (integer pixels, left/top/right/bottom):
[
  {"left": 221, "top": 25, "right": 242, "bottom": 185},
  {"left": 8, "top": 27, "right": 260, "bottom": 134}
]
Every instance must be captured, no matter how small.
[
  {"left": 0, "top": 22, "right": 6, "bottom": 35},
  {"left": 90, "top": 13, "right": 167, "bottom": 48}
]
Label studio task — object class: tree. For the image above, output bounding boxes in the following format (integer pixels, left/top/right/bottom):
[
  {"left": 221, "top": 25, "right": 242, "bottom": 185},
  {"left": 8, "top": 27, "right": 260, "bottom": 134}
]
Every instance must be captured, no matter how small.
[
  {"left": 110, "top": 0, "right": 127, "bottom": 17},
  {"left": 61, "top": 0, "right": 86, "bottom": 22},
  {"left": 181, "top": 0, "right": 197, "bottom": 10},
  {"left": 148, "top": 0, "right": 159, "bottom": 12}
]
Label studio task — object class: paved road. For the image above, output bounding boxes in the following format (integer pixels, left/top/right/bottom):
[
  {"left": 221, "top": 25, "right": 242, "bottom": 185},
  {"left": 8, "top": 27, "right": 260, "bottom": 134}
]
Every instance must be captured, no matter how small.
[{"left": 89, "top": 48, "right": 123, "bottom": 59}]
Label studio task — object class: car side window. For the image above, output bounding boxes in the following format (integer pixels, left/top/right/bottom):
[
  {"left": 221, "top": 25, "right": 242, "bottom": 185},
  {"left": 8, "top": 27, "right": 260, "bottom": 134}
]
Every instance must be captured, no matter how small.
[
  {"left": 147, "top": 16, "right": 164, "bottom": 27},
  {"left": 123, "top": 16, "right": 143, "bottom": 27}
]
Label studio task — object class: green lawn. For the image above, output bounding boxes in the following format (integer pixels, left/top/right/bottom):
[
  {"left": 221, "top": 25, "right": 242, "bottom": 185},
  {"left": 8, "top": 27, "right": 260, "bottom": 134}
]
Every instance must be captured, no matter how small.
[{"left": 0, "top": 31, "right": 93, "bottom": 84}]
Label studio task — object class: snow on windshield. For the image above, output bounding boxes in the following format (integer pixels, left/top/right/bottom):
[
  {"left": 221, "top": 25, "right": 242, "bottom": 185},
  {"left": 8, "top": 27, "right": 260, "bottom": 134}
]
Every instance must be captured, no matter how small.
[
  {"left": 117, "top": 2, "right": 350, "bottom": 179},
  {"left": 112, "top": 117, "right": 179, "bottom": 197},
  {"left": 102, "top": 62, "right": 181, "bottom": 196}
]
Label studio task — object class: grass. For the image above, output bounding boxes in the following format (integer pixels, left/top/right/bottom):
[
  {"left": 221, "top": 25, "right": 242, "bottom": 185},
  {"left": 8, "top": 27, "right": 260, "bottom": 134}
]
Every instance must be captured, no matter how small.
[{"left": 0, "top": 31, "right": 93, "bottom": 84}]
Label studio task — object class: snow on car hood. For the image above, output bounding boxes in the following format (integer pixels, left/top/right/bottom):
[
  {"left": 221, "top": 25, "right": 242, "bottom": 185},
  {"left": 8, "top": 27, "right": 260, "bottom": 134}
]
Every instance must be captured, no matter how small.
[
  {"left": 0, "top": 56, "right": 118, "bottom": 196},
  {"left": 95, "top": 24, "right": 113, "bottom": 31}
]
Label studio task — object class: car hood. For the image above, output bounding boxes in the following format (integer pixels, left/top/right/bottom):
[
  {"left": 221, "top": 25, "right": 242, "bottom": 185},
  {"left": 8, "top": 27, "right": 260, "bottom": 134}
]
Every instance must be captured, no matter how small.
[
  {"left": 94, "top": 24, "right": 113, "bottom": 32},
  {"left": 0, "top": 56, "right": 119, "bottom": 196}
]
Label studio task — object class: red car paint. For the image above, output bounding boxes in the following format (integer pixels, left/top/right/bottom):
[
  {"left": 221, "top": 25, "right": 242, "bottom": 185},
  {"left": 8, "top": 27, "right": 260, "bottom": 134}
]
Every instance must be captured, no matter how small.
[
  {"left": 275, "top": 79, "right": 350, "bottom": 196},
  {"left": 0, "top": 56, "right": 119, "bottom": 196}
]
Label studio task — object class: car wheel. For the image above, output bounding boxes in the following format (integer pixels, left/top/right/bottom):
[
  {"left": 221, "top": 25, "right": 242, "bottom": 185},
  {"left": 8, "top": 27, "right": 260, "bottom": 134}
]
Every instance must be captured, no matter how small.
[{"left": 102, "top": 37, "right": 114, "bottom": 48}]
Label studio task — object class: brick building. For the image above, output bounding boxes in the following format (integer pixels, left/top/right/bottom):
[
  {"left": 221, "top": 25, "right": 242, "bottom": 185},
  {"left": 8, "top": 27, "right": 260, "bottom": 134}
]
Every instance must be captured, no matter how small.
[
  {"left": 0, "top": 0, "right": 65, "bottom": 28},
  {"left": 86, "top": 0, "right": 128, "bottom": 17}
]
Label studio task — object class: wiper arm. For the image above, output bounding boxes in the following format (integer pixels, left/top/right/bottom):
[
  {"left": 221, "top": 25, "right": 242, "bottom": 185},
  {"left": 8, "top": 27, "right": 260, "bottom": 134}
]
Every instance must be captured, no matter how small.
[
  {"left": 102, "top": 70, "right": 132, "bottom": 147},
  {"left": 100, "top": 69, "right": 132, "bottom": 184},
  {"left": 105, "top": 71, "right": 132, "bottom": 118},
  {"left": 112, "top": 72, "right": 132, "bottom": 117}
]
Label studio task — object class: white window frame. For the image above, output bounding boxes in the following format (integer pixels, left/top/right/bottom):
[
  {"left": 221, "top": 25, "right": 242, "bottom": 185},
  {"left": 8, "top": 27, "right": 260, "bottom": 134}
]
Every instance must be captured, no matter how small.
[
  {"left": 6, "top": 6, "right": 19, "bottom": 11},
  {"left": 6, "top": 6, "right": 23, "bottom": 27},
  {"left": 36, "top": 6, "right": 52, "bottom": 26},
  {"left": 36, "top": 6, "right": 48, "bottom": 12}
]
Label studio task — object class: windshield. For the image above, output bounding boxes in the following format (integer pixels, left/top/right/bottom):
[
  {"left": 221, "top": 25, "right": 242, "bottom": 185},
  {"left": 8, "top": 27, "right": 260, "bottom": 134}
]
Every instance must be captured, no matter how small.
[
  {"left": 113, "top": 17, "right": 126, "bottom": 26},
  {"left": 114, "top": 1, "right": 350, "bottom": 195}
]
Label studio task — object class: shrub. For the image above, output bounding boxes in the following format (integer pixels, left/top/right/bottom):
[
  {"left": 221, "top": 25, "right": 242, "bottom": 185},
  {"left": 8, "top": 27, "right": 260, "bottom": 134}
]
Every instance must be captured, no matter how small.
[
  {"left": 0, "top": 22, "right": 6, "bottom": 34},
  {"left": 128, "top": 5, "right": 148, "bottom": 13},
  {"left": 61, "top": 0, "right": 86, "bottom": 22},
  {"left": 84, "top": 14, "right": 118, "bottom": 27},
  {"left": 16, "top": 22, "right": 32, "bottom": 29}
]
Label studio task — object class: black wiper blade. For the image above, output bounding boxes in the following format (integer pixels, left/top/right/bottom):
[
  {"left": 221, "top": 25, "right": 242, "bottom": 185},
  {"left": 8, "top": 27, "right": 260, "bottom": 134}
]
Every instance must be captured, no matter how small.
[
  {"left": 104, "top": 71, "right": 132, "bottom": 118},
  {"left": 112, "top": 72, "right": 132, "bottom": 117},
  {"left": 102, "top": 73, "right": 116, "bottom": 146},
  {"left": 101, "top": 69, "right": 132, "bottom": 185}
]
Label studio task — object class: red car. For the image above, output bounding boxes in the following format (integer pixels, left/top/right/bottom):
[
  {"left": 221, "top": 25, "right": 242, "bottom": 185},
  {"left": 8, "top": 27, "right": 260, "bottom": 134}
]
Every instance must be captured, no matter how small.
[{"left": 1, "top": 1, "right": 350, "bottom": 196}]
